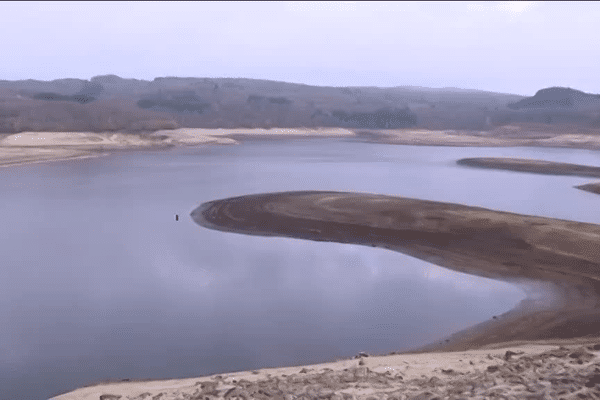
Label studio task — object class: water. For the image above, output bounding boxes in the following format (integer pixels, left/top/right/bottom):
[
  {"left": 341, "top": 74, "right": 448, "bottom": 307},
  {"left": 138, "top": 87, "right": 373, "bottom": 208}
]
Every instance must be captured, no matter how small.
[{"left": 2, "top": 138, "right": 600, "bottom": 400}]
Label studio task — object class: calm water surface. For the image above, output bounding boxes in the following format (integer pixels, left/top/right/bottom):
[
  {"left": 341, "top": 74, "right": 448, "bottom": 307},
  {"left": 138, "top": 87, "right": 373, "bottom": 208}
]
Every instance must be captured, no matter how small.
[{"left": 2, "top": 138, "right": 600, "bottom": 400}]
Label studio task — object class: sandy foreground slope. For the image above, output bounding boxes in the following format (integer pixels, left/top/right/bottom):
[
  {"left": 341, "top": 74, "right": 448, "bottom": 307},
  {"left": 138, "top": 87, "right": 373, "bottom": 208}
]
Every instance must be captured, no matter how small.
[{"left": 53, "top": 339, "right": 600, "bottom": 400}]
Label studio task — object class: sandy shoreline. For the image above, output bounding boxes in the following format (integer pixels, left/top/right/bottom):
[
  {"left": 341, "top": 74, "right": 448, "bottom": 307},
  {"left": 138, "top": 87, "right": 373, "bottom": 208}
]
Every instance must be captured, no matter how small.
[
  {"left": 3, "top": 126, "right": 600, "bottom": 169},
  {"left": 356, "top": 126, "right": 600, "bottom": 149},
  {"left": 0, "top": 128, "right": 355, "bottom": 168},
  {"left": 53, "top": 340, "right": 600, "bottom": 400}
]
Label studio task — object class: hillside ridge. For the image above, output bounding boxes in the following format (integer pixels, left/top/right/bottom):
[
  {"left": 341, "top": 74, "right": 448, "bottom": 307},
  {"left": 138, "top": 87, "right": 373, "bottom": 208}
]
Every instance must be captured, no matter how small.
[{"left": 1, "top": 75, "right": 598, "bottom": 133}]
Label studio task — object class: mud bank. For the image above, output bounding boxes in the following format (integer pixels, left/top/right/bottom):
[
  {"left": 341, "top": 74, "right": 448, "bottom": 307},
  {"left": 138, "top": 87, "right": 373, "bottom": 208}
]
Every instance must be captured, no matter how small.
[{"left": 457, "top": 157, "right": 600, "bottom": 196}]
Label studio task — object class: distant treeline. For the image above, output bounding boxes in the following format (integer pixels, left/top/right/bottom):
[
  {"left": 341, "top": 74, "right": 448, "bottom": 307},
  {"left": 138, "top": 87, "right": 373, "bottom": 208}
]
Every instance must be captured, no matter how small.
[
  {"left": 137, "top": 91, "right": 211, "bottom": 114},
  {"left": 30, "top": 81, "right": 103, "bottom": 105},
  {"left": 247, "top": 95, "right": 293, "bottom": 105},
  {"left": 32, "top": 92, "right": 97, "bottom": 104},
  {"left": 331, "top": 107, "right": 416, "bottom": 129},
  {"left": 0, "top": 76, "right": 598, "bottom": 133},
  {"left": 507, "top": 87, "right": 600, "bottom": 110}
]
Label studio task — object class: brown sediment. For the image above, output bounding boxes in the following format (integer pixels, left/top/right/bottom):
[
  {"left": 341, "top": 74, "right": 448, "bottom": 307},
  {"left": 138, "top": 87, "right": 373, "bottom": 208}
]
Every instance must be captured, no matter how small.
[
  {"left": 457, "top": 157, "right": 600, "bottom": 178},
  {"left": 577, "top": 182, "right": 600, "bottom": 195},
  {"left": 191, "top": 190, "right": 600, "bottom": 353},
  {"left": 457, "top": 157, "right": 600, "bottom": 197}
]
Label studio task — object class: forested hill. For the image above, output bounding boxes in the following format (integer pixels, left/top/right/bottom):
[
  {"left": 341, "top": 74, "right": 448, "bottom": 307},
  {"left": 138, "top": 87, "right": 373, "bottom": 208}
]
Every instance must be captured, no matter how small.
[
  {"left": 0, "top": 75, "right": 598, "bottom": 133},
  {"left": 508, "top": 87, "right": 600, "bottom": 110}
]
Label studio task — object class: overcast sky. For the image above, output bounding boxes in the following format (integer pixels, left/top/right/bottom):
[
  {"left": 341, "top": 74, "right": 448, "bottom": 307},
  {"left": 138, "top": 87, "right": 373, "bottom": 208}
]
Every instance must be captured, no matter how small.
[{"left": 1, "top": 1, "right": 598, "bottom": 95}]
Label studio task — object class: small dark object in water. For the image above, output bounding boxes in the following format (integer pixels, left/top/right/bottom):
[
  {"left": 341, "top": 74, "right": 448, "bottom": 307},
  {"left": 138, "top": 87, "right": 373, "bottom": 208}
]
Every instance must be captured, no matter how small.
[{"left": 175, "top": 214, "right": 179, "bottom": 221}]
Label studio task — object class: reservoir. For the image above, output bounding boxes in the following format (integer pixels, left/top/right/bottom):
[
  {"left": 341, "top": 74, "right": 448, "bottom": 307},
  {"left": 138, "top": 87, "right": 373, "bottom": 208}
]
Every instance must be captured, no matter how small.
[{"left": 2, "top": 137, "right": 600, "bottom": 400}]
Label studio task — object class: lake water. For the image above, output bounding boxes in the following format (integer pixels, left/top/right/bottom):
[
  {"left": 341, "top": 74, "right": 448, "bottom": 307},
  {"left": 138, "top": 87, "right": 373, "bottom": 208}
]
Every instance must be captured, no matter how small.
[{"left": 2, "top": 138, "right": 600, "bottom": 400}]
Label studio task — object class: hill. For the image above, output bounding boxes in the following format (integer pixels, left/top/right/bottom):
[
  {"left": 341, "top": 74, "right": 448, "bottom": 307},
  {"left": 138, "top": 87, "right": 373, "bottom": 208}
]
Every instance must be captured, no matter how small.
[
  {"left": 505, "top": 87, "right": 600, "bottom": 126},
  {"left": 0, "top": 75, "right": 598, "bottom": 133},
  {"left": 508, "top": 87, "right": 600, "bottom": 110}
]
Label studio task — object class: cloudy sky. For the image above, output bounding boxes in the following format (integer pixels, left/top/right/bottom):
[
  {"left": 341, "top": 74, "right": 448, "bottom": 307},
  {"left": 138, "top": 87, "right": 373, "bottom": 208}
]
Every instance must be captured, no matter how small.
[{"left": 1, "top": 1, "right": 598, "bottom": 95}]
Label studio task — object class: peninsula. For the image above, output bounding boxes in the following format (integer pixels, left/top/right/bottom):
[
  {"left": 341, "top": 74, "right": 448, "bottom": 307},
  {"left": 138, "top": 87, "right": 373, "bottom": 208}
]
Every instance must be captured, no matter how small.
[{"left": 191, "top": 190, "right": 600, "bottom": 353}]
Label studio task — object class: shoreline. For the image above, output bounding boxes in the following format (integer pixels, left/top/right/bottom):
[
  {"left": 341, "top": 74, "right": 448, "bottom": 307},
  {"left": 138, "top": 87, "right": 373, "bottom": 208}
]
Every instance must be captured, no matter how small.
[
  {"left": 0, "top": 128, "right": 354, "bottom": 168},
  {"left": 53, "top": 340, "right": 600, "bottom": 400},
  {"left": 3, "top": 126, "right": 600, "bottom": 169}
]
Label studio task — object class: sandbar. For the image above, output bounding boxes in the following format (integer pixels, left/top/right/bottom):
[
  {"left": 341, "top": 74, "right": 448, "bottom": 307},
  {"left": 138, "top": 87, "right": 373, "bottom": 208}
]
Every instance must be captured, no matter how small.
[
  {"left": 191, "top": 190, "right": 600, "bottom": 352},
  {"left": 457, "top": 157, "right": 600, "bottom": 178},
  {"left": 457, "top": 157, "right": 600, "bottom": 196},
  {"left": 578, "top": 182, "right": 600, "bottom": 195}
]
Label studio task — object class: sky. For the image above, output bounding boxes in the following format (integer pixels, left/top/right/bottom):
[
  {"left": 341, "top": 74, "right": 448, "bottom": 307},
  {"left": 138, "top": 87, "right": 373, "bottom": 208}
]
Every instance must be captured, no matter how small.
[{"left": 1, "top": 1, "right": 599, "bottom": 95}]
